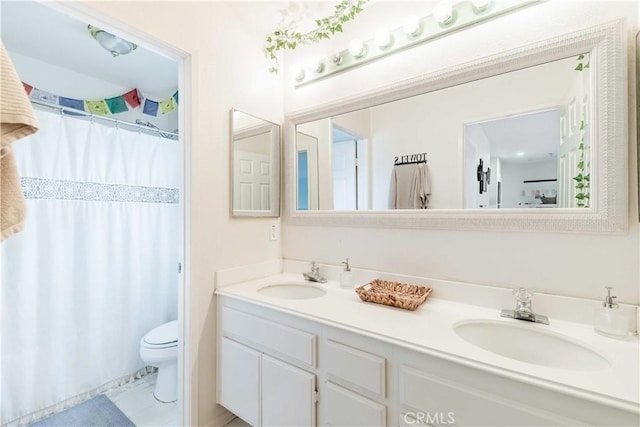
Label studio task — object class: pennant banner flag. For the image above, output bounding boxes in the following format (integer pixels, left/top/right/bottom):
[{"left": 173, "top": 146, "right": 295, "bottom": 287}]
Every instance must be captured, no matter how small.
[
  {"left": 123, "top": 89, "right": 141, "bottom": 109},
  {"left": 22, "top": 82, "right": 178, "bottom": 117},
  {"left": 159, "top": 98, "right": 175, "bottom": 115},
  {"left": 30, "top": 88, "right": 58, "bottom": 105},
  {"left": 22, "top": 82, "right": 33, "bottom": 95},
  {"left": 143, "top": 99, "right": 159, "bottom": 116},
  {"left": 85, "top": 100, "right": 111, "bottom": 116},
  {"left": 105, "top": 96, "right": 129, "bottom": 114}
]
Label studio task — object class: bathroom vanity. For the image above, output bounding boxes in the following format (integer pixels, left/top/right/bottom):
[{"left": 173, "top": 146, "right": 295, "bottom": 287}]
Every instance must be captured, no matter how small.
[{"left": 215, "top": 269, "right": 639, "bottom": 427}]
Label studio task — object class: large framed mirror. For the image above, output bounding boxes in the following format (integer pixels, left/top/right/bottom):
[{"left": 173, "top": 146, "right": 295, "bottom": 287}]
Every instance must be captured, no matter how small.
[
  {"left": 231, "top": 109, "right": 280, "bottom": 217},
  {"left": 285, "top": 20, "right": 627, "bottom": 233}
]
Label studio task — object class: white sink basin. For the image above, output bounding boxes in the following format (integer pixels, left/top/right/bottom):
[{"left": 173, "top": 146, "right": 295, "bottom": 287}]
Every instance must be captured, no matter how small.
[
  {"left": 258, "top": 282, "right": 327, "bottom": 300},
  {"left": 454, "top": 320, "right": 610, "bottom": 371}
]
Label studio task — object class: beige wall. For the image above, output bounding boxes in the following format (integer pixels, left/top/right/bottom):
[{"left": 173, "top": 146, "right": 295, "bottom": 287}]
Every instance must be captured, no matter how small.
[
  {"left": 283, "top": 1, "right": 640, "bottom": 303},
  {"left": 74, "top": 1, "right": 283, "bottom": 425}
]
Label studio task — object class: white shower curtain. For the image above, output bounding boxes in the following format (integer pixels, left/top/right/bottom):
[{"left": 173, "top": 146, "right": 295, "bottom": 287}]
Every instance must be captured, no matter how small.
[{"left": 1, "top": 109, "right": 179, "bottom": 425}]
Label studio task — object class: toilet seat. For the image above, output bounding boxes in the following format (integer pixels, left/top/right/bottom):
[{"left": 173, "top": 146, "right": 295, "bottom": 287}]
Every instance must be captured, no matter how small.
[{"left": 142, "top": 319, "right": 178, "bottom": 349}]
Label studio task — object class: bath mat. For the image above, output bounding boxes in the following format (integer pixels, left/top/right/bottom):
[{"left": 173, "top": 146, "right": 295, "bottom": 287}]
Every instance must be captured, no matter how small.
[{"left": 29, "top": 394, "right": 135, "bottom": 427}]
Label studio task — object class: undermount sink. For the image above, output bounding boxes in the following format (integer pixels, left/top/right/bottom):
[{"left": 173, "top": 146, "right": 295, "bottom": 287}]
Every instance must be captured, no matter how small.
[
  {"left": 454, "top": 320, "right": 611, "bottom": 371},
  {"left": 257, "top": 282, "right": 327, "bottom": 300}
]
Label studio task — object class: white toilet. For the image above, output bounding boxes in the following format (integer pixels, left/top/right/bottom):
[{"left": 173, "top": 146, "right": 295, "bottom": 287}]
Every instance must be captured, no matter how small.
[{"left": 139, "top": 320, "right": 178, "bottom": 402}]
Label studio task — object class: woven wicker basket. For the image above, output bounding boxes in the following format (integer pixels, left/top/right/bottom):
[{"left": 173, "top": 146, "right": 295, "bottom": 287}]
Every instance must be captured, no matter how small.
[{"left": 355, "top": 279, "right": 433, "bottom": 311}]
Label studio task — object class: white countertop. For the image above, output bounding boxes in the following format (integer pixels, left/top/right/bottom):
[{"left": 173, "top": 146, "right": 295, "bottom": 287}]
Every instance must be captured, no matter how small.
[{"left": 216, "top": 273, "right": 640, "bottom": 413}]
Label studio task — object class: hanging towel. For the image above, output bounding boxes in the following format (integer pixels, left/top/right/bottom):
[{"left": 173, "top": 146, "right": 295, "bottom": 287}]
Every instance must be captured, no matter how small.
[
  {"left": 389, "top": 163, "right": 431, "bottom": 209},
  {"left": 1, "top": 41, "right": 39, "bottom": 241},
  {"left": 416, "top": 162, "right": 431, "bottom": 209}
]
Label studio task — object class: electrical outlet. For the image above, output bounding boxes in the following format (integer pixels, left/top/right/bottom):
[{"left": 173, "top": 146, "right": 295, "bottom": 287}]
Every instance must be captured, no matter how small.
[{"left": 269, "top": 222, "right": 279, "bottom": 241}]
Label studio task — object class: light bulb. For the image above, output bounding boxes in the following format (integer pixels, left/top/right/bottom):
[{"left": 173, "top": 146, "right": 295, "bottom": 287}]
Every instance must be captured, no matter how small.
[
  {"left": 434, "top": 1, "right": 453, "bottom": 25},
  {"left": 332, "top": 53, "right": 343, "bottom": 65},
  {"left": 289, "top": 64, "right": 305, "bottom": 82},
  {"left": 348, "top": 38, "right": 365, "bottom": 58},
  {"left": 375, "top": 29, "right": 392, "bottom": 49},
  {"left": 306, "top": 57, "right": 324, "bottom": 73},
  {"left": 403, "top": 15, "right": 421, "bottom": 37},
  {"left": 472, "top": 0, "right": 490, "bottom": 11}
]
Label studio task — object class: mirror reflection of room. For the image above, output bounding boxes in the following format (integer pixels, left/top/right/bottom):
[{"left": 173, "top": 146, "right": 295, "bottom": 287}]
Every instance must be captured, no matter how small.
[
  {"left": 295, "top": 53, "right": 591, "bottom": 211},
  {"left": 231, "top": 109, "right": 280, "bottom": 216}
]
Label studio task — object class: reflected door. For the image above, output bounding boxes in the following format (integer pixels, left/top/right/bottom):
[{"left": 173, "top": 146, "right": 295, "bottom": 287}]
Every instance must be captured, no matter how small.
[
  {"left": 332, "top": 140, "right": 357, "bottom": 210},
  {"left": 234, "top": 151, "right": 271, "bottom": 211},
  {"left": 297, "top": 132, "right": 319, "bottom": 210}
]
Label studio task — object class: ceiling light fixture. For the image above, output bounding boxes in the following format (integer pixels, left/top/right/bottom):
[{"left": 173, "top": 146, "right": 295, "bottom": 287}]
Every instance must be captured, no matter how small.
[
  {"left": 472, "top": 0, "right": 491, "bottom": 11},
  {"left": 403, "top": 15, "right": 422, "bottom": 37},
  {"left": 307, "top": 58, "right": 324, "bottom": 74},
  {"left": 88, "top": 25, "right": 137, "bottom": 57},
  {"left": 289, "top": 64, "right": 305, "bottom": 82},
  {"left": 375, "top": 29, "right": 393, "bottom": 49},
  {"left": 291, "top": 0, "right": 540, "bottom": 86},
  {"left": 348, "top": 39, "right": 366, "bottom": 58},
  {"left": 434, "top": 2, "right": 454, "bottom": 25}
]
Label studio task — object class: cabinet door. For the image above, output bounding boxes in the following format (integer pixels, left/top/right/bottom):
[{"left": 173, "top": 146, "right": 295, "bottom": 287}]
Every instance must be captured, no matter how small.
[
  {"left": 262, "top": 354, "right": 316, "bottom": 427},
  {"left": 219, "top": 337, "right": 261, "bottom": 426},
  {"left": 326, "top": 381, "right": 386, "bottom": 426}
]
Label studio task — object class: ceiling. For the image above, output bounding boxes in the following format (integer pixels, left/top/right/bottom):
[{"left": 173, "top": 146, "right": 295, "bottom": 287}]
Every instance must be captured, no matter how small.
[
  {"left": 0, "top": 0, "right": 178, "bottom": 95},
  {"left": 471, "top": 109, "right": 560, "bottom": 164}
]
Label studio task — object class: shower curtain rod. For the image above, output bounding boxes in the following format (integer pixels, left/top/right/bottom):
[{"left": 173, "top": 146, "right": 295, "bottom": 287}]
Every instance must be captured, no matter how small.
[{"left": 30, "top": 99, "right": 179, "bottom": 138}]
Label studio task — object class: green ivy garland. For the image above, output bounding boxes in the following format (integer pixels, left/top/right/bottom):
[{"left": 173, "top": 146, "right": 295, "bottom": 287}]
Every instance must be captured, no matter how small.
[
  {"left": 265, "top": 0, "right": 369, "bottom": 74},
  {"left": 573, "top": 53, "right": 590, "bottom": 208},
  {"left": 573, "top": 119, "right": 590, "bottom": 207}
]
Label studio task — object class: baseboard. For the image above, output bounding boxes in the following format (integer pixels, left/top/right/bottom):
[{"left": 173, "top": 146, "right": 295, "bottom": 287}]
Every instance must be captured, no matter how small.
[{"left": 204, "top": 409, "right": 236, "bottom": 427}]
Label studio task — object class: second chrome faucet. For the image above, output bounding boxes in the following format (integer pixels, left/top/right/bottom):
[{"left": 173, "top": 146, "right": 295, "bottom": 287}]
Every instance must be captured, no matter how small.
[
  {"left": 303, "top": 261, "right": 327, "bottom": 283},
  {"left": 500, "top": 288, "right": 549, "bottom": 325}
]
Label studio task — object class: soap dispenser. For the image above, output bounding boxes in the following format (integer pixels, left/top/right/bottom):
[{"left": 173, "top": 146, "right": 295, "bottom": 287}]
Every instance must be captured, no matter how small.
[
  {"left": 594, "top": 287, "right": 629, "bottom": 337},
  {"left": 340, "top": 258, "right": 353, "bottom": 289}
]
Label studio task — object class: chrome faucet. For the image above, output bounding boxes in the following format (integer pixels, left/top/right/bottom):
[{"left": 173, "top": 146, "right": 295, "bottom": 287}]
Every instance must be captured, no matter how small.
[
  {"left": 500, "top": 288, "right": 549, "bottom": 325},
  {"left": 303, "top": 261, "right": 327, "bottom": 283}
]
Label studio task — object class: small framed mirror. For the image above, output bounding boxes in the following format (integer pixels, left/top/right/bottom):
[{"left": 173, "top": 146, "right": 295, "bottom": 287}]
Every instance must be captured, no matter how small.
[{"left": 230, "top": 109, "right": 280, "bottom": 217}]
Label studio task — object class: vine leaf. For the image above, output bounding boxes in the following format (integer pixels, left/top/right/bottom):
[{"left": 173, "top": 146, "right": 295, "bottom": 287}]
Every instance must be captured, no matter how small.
[{"left": 264, "top": 0, "right": 369, "bottom": 74}]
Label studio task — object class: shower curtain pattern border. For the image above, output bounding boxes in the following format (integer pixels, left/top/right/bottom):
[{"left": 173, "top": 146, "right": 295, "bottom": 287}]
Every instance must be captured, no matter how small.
[{"left": 21, "top": 177, "right": 179, "bottom": 204}]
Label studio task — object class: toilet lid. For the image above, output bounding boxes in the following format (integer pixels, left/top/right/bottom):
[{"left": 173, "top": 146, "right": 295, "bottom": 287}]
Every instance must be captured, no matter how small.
[{"left": 144, "top": 320, "right": 178, "bottom": 346}]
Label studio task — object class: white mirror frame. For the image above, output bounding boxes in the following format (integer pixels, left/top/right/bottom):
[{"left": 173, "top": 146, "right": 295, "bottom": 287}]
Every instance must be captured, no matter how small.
[{"left": 285, "top": 20, "right": 628, "bottom": 233}]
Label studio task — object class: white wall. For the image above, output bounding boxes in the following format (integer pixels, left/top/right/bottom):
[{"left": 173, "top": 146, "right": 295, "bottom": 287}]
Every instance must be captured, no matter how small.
[
  {"left": 6, "top": 50, "right": 178, "bottom": 132},
  {"left": 73, "top": 1, "right": 284, "bottom": 426},
  {"left": 368, "top": 56, "right": 576, "bottom": 210},
  {"left": 282, "top": 1, "right": 639, "bottom": 304},
  {"left": 501, "top": 159, "right": 558, "bottom": 208}
]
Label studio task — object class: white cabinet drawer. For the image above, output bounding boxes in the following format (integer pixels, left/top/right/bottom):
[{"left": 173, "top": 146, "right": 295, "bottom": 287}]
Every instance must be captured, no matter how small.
[
  {"left": 222, "top": 305, "right": 317, "bottom": 368},
  {"left": 326, "top": 382, "right": 386, "bottom": 427},
  {"left": 326, "top": 340, "right": 386, "bottom": 399},
  {"left": 399, "top": 364, "right": 573, "bottom": 426}
]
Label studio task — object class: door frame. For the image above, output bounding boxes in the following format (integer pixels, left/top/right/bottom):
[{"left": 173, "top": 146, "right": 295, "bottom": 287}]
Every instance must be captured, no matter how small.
[{"left": 43, "top": 2, "right": 193, "bottom": 425}]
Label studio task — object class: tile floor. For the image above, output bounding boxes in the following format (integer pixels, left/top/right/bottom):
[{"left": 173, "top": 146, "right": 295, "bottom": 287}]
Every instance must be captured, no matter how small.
[
  {"left": 103, "top": 372, "right": 179, "bottom": 426},
  {"left": 225, "top": 417, "right": 251, "bottom": 427}
]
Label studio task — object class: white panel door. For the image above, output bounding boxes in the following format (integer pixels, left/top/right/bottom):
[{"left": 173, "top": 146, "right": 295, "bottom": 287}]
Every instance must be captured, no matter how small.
[
  {"left": 332, "top": 140, "right": 357, "bottom": 210},
  {"left": 297, "top": 132, "right": 320, "bottom": 210},
  {"left": 234, "top": 150, "right": 271, "bottom": 211},
  {"left": 219, "top": 338, "right": 261, "bottom": 426},
  {"left": 262, "top": 355, "right": 316, "bottom": 427}
]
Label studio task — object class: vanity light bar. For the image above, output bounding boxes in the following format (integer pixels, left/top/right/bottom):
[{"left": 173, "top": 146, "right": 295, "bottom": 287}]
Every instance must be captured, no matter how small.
[{"left": 293, "top": 0, "right": 539, "bottom": 87}]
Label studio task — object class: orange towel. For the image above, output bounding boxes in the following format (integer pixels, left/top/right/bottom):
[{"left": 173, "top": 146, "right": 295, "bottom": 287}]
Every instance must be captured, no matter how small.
[{"left": 1, "top": 40, "right": 39, "bottom": 241}]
